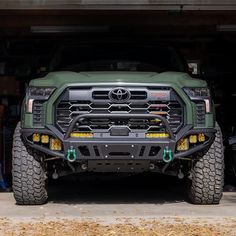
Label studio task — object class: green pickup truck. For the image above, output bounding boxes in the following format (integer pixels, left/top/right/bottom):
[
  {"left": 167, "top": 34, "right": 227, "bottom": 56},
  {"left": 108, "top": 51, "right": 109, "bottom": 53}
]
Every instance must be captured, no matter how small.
[{"left": 12, "top": 46, "right": 224, "bottom": 205}]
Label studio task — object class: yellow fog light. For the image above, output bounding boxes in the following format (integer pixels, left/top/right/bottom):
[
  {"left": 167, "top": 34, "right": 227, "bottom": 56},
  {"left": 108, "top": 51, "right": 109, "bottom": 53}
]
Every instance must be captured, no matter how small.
[
  {"left": 189, "top": 135, "right": 197, "bottom": 144},
  {"left": 70, "top": 132, "right": 93, "bottom": 138},
  {"left": 150, "top": 119, "right": 161, "bottom": 123},
  {"left": 50, "top": 138, "right": 62, "bottom": 151},
  {"left": 198, "top": 133, "right": 206, "bottom": 142},
  {"left": 41, "top": 135, "right": 49, "bottom": 144},
  {"left": 33, "top": 133, "right": 40, "bottom": 142},
  {"left": 146, "top": 133, "right": 169, "bottom": 138},
  {"left": 177, "top": 138, "right": 189, "bottom": 151}
]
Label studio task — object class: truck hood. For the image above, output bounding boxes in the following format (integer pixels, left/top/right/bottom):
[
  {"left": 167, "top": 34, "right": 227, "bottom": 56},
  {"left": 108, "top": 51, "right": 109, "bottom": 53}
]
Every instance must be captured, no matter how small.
[{"left": 30, "top": 71, "right": 207, "bottom": 88}]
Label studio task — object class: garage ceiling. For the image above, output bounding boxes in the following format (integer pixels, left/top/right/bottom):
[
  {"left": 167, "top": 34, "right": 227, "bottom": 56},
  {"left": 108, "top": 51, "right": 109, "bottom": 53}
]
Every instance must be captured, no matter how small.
[
  {"left": 0, "top": 0, "right": 235, "bottom": 48},
  {"left": 0, "top": 0, "right": 236, "bottom": 10}
]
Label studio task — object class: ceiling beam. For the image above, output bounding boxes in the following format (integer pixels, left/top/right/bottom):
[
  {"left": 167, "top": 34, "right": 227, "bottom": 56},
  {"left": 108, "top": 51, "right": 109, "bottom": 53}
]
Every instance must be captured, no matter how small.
[{"left": 0, "top": 1, "right": 236, "bottom": 10}]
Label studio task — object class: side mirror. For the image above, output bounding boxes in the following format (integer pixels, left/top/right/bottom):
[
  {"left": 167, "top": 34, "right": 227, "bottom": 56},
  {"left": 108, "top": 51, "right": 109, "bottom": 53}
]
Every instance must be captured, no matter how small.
[{"left": 187, "top": 60, "right": 201, "bottom": 78}]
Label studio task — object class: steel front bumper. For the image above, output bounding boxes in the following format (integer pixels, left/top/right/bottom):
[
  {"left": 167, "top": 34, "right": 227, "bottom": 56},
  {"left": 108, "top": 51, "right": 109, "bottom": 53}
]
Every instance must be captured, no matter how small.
[{"left": 21, "top": 114, "right": 216, "bottom": 161}]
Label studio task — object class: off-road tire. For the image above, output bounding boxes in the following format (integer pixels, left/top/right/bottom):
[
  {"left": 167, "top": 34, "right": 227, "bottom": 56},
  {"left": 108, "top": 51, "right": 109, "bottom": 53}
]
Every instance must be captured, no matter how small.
[
  {"left": 188, "top": 123, "right": 224, "bottom": 204},
  {"left": 12, "top": 122, "right": 48, "bottom": 205}
]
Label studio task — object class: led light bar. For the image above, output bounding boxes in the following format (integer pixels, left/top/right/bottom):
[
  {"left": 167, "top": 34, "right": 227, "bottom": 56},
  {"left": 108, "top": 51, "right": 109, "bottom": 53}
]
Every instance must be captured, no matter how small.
[
  {"left": 70, "top": 132, "right": 94, "bottom": 138},
  {"left": 146, "top": 133, "right": 169, "bottom": 138}
]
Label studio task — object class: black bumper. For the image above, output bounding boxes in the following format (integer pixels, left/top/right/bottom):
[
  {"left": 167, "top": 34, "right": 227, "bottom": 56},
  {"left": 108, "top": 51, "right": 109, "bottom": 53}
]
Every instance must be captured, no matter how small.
[{"left": 21, "top": 114, "right": 216, "bottom": 161}]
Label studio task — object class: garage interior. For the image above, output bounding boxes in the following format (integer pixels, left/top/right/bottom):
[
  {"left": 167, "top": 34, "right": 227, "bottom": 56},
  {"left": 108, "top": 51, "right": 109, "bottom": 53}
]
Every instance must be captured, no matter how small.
[{"left": 1, "top": 1, "right": 236, "bottom": 189}]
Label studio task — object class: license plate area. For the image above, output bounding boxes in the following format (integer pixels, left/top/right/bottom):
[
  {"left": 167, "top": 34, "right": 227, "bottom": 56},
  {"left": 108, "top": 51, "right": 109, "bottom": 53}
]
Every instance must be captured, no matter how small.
[{"left": 101, "top": 144, "right": 139, "bottom": 159}]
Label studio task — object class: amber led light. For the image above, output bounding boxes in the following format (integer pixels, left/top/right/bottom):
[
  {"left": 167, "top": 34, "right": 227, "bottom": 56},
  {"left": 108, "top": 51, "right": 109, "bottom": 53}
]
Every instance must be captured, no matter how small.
[
  {"left": 70, "top": 132, "right": 94, "bottom": 138},
  {"left": 146, "top": 133, "right": 169, "bottom": 138}
]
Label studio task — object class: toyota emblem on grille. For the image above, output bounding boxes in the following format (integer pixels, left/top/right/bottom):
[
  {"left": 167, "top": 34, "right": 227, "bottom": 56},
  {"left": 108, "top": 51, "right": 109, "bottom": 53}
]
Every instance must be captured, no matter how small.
[{"left": 109, "top": 87, "right": 131, "bottom": 103}]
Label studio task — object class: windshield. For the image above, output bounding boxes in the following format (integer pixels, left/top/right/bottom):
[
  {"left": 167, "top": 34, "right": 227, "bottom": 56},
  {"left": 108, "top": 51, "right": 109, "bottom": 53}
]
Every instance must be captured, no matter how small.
[{"left": 50, "top": 45, "right": 186, "bottom": 73}]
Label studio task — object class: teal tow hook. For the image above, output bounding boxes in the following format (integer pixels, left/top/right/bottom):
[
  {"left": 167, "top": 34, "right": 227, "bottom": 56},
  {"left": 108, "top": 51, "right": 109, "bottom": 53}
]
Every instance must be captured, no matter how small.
[
  {"left": 162, "top": 147, "right": 173, "bottom": 163},
  {"left": 66, "top": 147, "right": 77, "bottom": 162}
]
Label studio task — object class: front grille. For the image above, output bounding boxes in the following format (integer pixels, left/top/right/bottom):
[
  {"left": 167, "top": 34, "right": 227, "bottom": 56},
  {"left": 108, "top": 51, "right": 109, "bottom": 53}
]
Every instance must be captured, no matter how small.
[
  {"left": 33, "top": 101, "right": 45, "bottom": 126},
  {"left": 55, "top": 87, "right": 184, "bottom": 134}
]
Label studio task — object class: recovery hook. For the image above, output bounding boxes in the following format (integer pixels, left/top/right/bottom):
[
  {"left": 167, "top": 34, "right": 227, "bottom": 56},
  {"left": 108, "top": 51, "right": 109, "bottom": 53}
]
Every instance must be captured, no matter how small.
[
  {"left": 66, "top": 147, "right": 77, "bottom": 162},
  {"left": 162, "top": 147, "right": 173, "bottom": 163}
]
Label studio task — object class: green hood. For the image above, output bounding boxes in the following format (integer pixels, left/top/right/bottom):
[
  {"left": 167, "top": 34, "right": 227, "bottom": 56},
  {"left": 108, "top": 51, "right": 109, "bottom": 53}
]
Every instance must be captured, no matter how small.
[{"left": 30, "top": 71, "right": 207, "bottom": 88}]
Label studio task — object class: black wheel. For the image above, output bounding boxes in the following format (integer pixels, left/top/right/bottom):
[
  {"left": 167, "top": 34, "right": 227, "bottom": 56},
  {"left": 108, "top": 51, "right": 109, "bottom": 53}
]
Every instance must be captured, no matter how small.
[
  {"left": 188, "top": 123, "right": 224, "bottom": 204},
  {"left": 12, "top": 122, "right": 48, "bottom": 205}
]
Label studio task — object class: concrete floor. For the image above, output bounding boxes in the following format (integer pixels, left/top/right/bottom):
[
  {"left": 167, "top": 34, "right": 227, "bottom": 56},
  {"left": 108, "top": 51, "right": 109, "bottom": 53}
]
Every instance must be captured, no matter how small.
[{"left": 0, "top": 174, "right": 236, "bottom": 221}]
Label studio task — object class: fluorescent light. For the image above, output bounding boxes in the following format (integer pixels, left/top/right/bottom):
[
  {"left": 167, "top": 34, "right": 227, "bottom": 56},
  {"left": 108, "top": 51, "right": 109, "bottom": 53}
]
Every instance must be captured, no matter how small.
[
  {"left": 217, "top": 25, "right": 236, "bottom": 32},
  {"left": 31, "top": 26, "right": 109, "bottom": 33}
]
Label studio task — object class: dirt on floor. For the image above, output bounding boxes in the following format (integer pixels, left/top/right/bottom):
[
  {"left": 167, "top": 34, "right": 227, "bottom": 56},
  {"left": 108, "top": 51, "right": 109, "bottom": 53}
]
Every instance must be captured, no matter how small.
[{"left": 0, "top": 218, "right": 236, "bottom": 236}]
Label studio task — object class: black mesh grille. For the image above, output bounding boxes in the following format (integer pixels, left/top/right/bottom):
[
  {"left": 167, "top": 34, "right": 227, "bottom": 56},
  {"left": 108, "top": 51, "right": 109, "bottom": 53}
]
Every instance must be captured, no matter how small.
[
  {"left": 33, "top": 101, "right": 45, "bottom": 126},
  {"left": 130, "top": 91, "right": 147, "bottom": 100},
  {"left": 56, "top": 87, "right": 184, "bottom": 134},
  {"left": 195, "top": 101, "right": 206, "bottom": 125},
  {"left": 92, "top": 91, "right": 108, "bottom": 100}
]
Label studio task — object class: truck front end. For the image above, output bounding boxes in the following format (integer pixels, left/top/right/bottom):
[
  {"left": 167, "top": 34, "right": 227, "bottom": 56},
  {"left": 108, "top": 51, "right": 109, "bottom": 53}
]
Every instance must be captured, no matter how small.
[
  {"left": 13, "top": 71, "right": 224, "bottom": 205},
  {"left": 21, "top": 72, "right": 216, "bottom": 174}
]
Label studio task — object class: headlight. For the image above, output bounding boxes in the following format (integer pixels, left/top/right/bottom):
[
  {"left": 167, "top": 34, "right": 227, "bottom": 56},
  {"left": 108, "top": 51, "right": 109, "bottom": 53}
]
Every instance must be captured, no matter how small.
[
  {"left": 183, "top": 87, "right": 211, "bottom": 113},
  {"left": 26, "top": 86, "right": 56, "bottom": 113},
  {"left": 28, "top": 86, "right": 56, "bottom": 99},
  {"left": 183, "top": 87, "right": 210, "bottom": 100}
]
